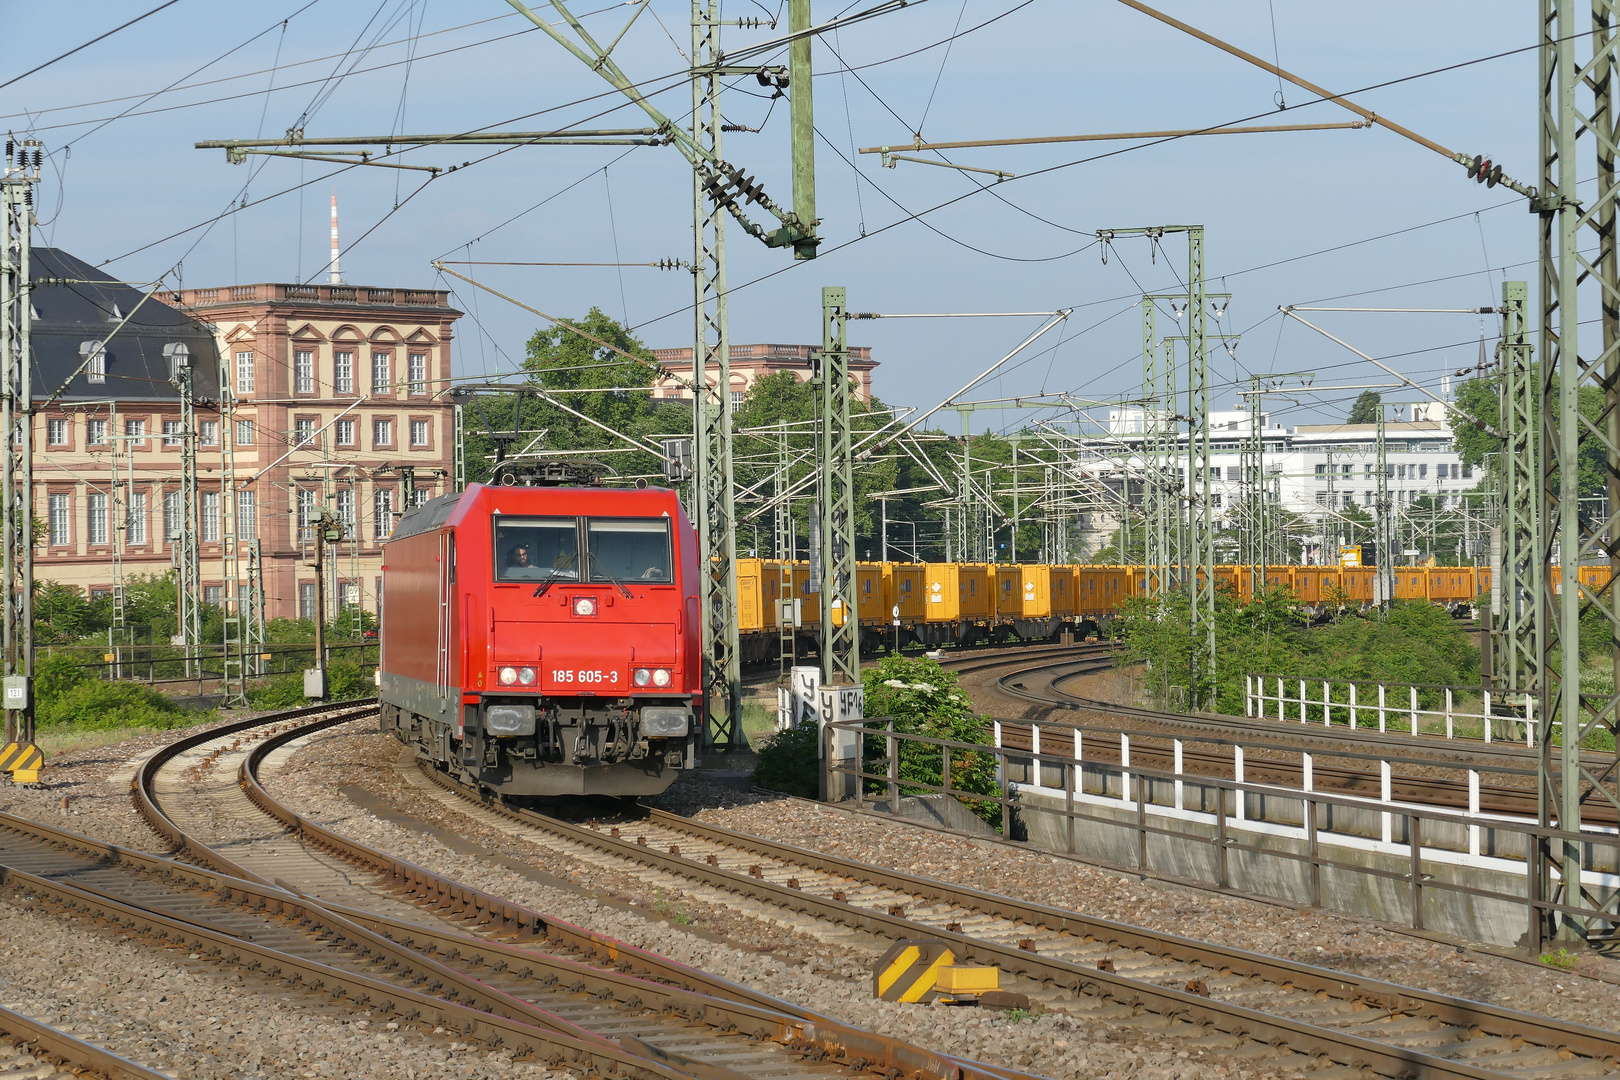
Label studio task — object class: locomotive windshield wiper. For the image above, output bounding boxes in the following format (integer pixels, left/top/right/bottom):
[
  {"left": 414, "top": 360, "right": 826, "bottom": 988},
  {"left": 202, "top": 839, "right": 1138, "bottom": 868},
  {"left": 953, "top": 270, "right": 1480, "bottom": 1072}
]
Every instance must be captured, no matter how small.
[
  {"left": 532, "top": 571, "right": 568, "bottom": 598},
  {"left": 587, "top": 552, "right": 635, "bottom": 599}
]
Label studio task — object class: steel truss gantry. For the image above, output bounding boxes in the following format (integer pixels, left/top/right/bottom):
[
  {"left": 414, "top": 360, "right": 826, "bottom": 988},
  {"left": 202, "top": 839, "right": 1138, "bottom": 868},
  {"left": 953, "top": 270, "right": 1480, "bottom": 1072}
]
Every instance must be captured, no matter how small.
[
  {"left": 689, "top": 0, "right": 742, "bottom": 747},
  {"left": 1496, "top": 281, "right": 1540, "bottom": 697},
  {"left": 166, "top": 344, "right": 204, "bottom": 683},
  {"left": 1239, "top": 375, "right": 1267, "bottom": 597},
  {"left": 1, "top": 139, "right": 39, "bottom": 747},
  {"left": 1140, "top": 298, "right": 1178, "bottom": 598},
  {"left": 1536, "top": 0, "right": 1620, "bottom": 943},
  {"left": 818, "top": 286, "right": 858, "bottom": 686},
  {"left": 219, "top": 348, "right": 248, "bottom": 706},
  {"left": 1105, "top": 227, "right": 1213, "bottom": 704}
]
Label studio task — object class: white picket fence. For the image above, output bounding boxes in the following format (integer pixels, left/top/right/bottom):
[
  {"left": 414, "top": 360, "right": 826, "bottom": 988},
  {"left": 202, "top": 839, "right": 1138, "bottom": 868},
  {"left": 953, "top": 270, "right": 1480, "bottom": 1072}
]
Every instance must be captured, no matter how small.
[{"left": 1245, "top": 674, "right": 1538, "bottom": 746}]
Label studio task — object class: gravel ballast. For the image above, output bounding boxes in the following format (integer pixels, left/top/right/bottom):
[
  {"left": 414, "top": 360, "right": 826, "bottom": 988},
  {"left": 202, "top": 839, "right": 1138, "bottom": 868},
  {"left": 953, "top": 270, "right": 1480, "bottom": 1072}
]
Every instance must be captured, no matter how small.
[
  {"left": 4, "top": 703, "right": 1611, "bottom": 1080},
  {"left": 265, "top": 724, "right": 1327, "bottom": 1080},
  {"left": 0, "top": 899, "right": 568, "bottom": 1079}
]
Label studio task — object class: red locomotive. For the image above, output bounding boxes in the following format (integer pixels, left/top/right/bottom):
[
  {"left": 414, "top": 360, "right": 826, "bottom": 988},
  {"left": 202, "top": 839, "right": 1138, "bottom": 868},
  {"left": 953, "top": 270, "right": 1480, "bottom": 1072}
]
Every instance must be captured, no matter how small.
[{"left": 378, "top": 479, "right": 702, "bottom": 797}]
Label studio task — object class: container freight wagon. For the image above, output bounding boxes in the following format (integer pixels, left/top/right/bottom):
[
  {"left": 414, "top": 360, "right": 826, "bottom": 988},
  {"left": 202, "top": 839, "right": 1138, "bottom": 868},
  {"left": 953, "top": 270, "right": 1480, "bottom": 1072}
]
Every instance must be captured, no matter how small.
[
  {"left": 1075, "top": 566, "right": 1124, "bottom": 627},
  {"left": 993, "top": 565, "right": 1077, "bottom": 642},
  {"left": 727, "top": 558, "right": 1506, "bottom": 664}
]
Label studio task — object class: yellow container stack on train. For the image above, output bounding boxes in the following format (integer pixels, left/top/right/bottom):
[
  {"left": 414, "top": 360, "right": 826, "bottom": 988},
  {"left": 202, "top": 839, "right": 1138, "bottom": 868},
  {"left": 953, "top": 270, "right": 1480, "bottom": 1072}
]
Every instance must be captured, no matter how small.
[
  {"left": 995, "top": 564, "right": 1060, "bottom": 619},
  {"left": 960, "top": 564, "right": 992, "bottom": 619},
  {"left": 853, "top": 562, "right": 885, "bottom": 626},
  {"left": 994, "top": 566, "right": 1023, "bottom": 620}
]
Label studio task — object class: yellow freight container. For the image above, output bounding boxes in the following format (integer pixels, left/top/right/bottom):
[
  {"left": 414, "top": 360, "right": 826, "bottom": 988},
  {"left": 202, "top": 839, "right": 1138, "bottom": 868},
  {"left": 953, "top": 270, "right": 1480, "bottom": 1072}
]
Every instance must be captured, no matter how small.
[
  {"left": 883, "top": 562, "right": 926, "bottom": 621},
  {"left": 924, "top": 563, "right": 989, "bottom": 621},
  {"left": 790, "top": 560, "right": 822, "bottom": 625},
  {"left": 962, "top": 564, "right": 990, "bottom": 618},
  {"left": 994, "top": 565, "right": 1023, "bottom": 620},
  {"left": 1022, "top": 565, "right": 1060, "bottom": 619},
  {"left": 736, "top": 558, "right": 765, "bottom": 633},
  {"left": 1049, "top": 565, "right": 1076, "bottom": 618},
  {"left": 855, "top": 563, "right": 884, "bottom": 624},
  {"left": 995, "top": 564, "right": 1062, "bottom": 619},
  {"left": 760, "top": 559, "right": 795, "bottom": 630}
]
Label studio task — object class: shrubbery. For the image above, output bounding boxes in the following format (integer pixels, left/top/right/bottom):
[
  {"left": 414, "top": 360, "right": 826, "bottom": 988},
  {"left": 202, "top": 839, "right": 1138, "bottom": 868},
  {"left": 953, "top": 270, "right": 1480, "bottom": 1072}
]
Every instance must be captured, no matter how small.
[
  {"left": 246, "top": 661, "right": 374, "bottom": 708},
  {"left": 1116, "top": 587, "right": 1481, "bottom": 715},
  {"left": 750, "top": 715, "right": 819, "bottom": 798},
  {"left": 751, "top": 654, "right": 1003, "bottom": 826},
  {"left": 37, "top": 678, "right": 201, "bottom": 730}
]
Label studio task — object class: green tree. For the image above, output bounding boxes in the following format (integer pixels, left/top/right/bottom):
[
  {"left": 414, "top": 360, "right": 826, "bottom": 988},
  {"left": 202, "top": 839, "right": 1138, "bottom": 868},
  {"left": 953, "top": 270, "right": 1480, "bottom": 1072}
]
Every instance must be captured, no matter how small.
[
  {"left": 1452, "top": 368, "right": 1605, "bottom": 496},
  {"left": 1347, "top": 390, "right": 1382, "bottom": 425},
  {"left": 732, "top": 369, "right": 900, "bottom": 553},
  {"left": 33, "top": 582, "right": 91, "bottom": 644},
  {"left": 1116, "top": 587, "right": 1479, "bottom": 716},
  {"left": 460, "top": 308, "right": 690, "bottom": 487}
]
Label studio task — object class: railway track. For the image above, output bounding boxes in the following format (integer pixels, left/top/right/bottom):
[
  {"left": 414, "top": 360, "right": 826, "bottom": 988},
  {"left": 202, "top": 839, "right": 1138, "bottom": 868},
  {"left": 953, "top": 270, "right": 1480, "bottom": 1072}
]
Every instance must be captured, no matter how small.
[
  {"left": 0, "top": 1006, "right": 172, "bottom": 1080},
  {"left": 397, "top": 735, "right": 1620, "bottom": 1080},
  {"left": 91, "top": 699, "right": 1030, "bottom": 1080},
  {"left": 994, "top": 655, "right": 1619, "bottom": 827},
  {"left": 1006, "top": 657, "right": 1537, "bottom": 767}
]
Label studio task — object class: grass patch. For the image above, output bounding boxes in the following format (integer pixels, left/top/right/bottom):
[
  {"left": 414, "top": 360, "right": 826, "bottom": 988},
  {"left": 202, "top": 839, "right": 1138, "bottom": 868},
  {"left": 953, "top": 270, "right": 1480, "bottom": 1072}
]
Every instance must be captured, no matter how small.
[
  {"left": 35, "top": 716, "right": 219, "bottom": 756},
  {"left": 1540, "top": 947, "right": 1579, "bottom": 970},
  {"left": 740, "top": 698, "right": 777, "bottom": 743}
]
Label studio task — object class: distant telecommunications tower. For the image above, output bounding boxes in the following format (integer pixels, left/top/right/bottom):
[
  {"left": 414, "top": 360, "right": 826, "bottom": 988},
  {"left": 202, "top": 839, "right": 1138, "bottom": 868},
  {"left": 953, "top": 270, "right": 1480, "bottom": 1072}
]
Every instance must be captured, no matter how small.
[{"left": 328, "top": 191, "right": 341, "bottom": 284}]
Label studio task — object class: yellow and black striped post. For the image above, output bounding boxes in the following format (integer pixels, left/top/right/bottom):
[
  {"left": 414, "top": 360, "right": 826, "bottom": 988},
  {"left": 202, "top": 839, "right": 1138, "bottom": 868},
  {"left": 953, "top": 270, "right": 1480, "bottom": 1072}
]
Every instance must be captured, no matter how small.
[
  {"left": 872, "top": 939, "right": 955, "bottom": 1003},
  {"left": 0, "top": 742, "right": 43, "bottom": 784}
]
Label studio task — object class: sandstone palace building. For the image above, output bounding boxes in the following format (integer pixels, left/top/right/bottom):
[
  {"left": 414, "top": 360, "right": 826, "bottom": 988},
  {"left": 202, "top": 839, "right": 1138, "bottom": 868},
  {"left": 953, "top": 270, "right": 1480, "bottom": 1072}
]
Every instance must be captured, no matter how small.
[{"left": 30, "top": 248, "right": 462, "bottom": 624}]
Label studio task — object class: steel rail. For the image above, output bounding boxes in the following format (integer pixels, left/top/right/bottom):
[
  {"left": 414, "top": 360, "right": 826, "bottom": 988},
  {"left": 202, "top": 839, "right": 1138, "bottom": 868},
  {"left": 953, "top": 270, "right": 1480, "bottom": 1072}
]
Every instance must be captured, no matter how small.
[
  {"left": 240, "top": 713, "right": 1040, "bottom": 1080},
  {"left": 415, "top": 764, "right": 1620, "bottom": 1080},
  {"left": 1015, "top": 659, "right": 1547, "bottom": 768},
  {"left": 0, "top": 1004, "right": 173, "bottom": 1080},
  {"left": 932, "top": 640, "right": 1118, "bottom": 675},
  {"left": 0, "top": 822, "right": 700, "bottom": 1080},
  {"left": 0, "top": 805, "right": 889, "bottom": 1080},
  {"left": 135, "top": 701, "right": 1027, "bottom": 1080},
  {"left": 1001, "top": 658, "right": 1620, "bottom": 826}
]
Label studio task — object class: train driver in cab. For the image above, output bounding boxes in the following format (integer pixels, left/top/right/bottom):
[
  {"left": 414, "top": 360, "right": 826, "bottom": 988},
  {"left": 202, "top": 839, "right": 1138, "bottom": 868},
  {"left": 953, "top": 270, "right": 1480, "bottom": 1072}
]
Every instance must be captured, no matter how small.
[{"left": 503, "top": 543, "right": 543, "bottom": 580}]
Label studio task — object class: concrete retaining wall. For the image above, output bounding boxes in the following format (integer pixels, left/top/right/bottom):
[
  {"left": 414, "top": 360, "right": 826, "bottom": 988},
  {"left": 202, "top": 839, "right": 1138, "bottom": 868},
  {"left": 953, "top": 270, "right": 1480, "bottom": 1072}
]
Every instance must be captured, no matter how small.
[{"left": 1009, "top": 782, "right": 1545, "bottom": 948}]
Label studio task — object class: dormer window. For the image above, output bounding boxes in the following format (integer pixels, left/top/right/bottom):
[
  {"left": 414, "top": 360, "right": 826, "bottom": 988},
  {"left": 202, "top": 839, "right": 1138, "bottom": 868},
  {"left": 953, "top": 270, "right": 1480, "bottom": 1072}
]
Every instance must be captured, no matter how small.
[{"left": 80, "top": 340, "right": 107, "bottom": 384}]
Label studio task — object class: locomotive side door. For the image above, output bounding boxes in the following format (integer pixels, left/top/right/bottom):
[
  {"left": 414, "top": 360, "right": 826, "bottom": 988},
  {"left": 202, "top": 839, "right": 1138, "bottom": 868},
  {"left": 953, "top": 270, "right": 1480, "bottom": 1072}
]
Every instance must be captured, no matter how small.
[{"left": 436, "top": 532, "right": 455, "bottom": 699}]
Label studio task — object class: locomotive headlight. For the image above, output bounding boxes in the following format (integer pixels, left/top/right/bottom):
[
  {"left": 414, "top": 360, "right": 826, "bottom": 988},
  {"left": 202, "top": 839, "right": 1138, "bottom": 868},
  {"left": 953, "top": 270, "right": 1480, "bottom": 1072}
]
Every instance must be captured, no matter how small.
[
  {"left": 651, "top": 668, "right": 672, "bottom": 688},
  {"left": 499, "top": 666, "right": 519, "bottom": 686},
  {"left": 573, "top": 596, "right": 597, "bottom": 617},
  {"left": 518, "top": 666, "right": 537, "bottom": 685},
  {"left": 633, "top": 668, "right": 652, "bottom": 687},
  {"left": 641, "top": 707, "right": 689, "bottom": 738}
]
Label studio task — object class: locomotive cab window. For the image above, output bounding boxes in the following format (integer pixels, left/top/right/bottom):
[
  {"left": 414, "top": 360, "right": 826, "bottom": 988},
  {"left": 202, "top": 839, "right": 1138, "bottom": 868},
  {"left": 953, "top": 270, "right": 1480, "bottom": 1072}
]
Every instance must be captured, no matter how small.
[
  {"left": 494, "top": 517, "right": 578, "bottom": 581},
  {"left": 588, "top": 518, "right": 672, "bottom": 583}
]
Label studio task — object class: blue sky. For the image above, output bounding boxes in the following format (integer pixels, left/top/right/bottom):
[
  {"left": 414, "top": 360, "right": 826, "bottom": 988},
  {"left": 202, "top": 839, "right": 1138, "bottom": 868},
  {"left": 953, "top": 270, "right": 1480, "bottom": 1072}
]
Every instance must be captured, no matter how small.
[{"left": 5, "top": 1, "right": 1539, "bottom": 434}]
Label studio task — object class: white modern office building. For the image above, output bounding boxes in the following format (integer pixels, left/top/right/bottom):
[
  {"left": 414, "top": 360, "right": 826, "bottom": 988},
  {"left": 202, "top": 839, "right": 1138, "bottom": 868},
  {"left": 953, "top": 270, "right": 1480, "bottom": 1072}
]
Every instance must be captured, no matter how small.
[{"left": 1067, "top": 401, "right": 1479, "bottom": 562}]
